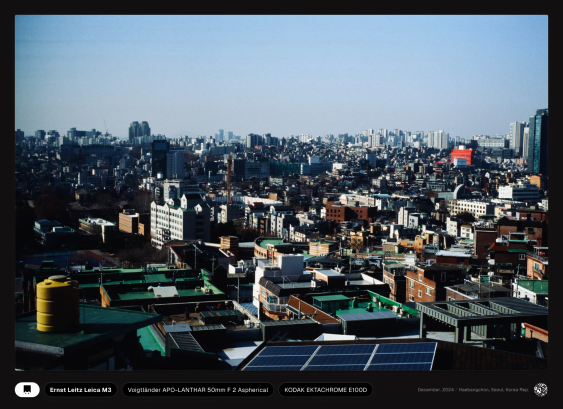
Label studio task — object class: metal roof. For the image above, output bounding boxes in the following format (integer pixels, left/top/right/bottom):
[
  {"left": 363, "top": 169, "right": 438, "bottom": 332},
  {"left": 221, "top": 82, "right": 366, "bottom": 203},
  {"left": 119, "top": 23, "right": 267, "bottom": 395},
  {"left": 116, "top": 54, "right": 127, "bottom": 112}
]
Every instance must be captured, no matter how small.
[
  {"left": 261, "top": 318, "right": 317, "bottom": 327},
  {"left": 168, "top": 332, "right": 205, "bottom": 352},
  {"left": 312, "top": 294, "right": 350, "bottom": 302},
  {"left": 416, "top": 298, "right": 548, "bottom": 328}
]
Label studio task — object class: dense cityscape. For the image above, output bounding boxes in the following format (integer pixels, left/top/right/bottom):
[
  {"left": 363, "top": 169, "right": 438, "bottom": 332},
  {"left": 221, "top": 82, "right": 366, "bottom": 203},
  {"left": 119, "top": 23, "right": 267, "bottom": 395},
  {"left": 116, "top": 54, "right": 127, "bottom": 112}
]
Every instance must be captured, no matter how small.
[
  {"left": 14, "top": 110, "right": 549, "bottom": 374},
  {"left": 13, "top": 15, "right": 550, "bottom": 403}
]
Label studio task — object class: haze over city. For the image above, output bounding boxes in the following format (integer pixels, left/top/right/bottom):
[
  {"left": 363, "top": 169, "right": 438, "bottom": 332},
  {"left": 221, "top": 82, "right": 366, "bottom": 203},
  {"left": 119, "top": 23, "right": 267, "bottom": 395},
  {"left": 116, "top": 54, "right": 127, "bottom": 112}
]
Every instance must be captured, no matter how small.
[{"left": 15, "top": 15, "right": 548, "bottom": 139}]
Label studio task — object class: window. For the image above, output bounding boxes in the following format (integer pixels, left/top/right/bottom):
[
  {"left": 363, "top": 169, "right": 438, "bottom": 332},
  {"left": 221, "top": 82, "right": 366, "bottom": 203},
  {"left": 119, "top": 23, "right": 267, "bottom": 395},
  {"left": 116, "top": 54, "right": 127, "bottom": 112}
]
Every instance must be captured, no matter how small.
[
  {"left": 409, "top": 294, "right": 414, "bottom": 302},
  {"left": 409, "top": 280, "right": 415, "bottom": 289},
  {"left": 519, "top": 254, "right": 526, "bottom": 260},
  {"left": 418, "top": 290, "right": 422, "bottom": 298},
  {"left": 426, "top": 287, "right": 431, "bottom": 296},
  {"left": 419, "top": 274, "right": 423, "bottom": 281}
]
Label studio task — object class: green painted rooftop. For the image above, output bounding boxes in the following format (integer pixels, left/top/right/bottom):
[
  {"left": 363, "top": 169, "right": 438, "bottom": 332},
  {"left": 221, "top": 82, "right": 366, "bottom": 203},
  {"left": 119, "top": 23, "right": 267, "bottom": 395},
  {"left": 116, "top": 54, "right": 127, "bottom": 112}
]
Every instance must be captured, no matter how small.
[
  {"left": 256, "top": 238, "right": 286, "bottom": 249},
  {"left": 137, "top": 326, "right": 165, "bottom": 355},
  {"left": 15, "top": 305, "right": 162, "bottom": 355}
]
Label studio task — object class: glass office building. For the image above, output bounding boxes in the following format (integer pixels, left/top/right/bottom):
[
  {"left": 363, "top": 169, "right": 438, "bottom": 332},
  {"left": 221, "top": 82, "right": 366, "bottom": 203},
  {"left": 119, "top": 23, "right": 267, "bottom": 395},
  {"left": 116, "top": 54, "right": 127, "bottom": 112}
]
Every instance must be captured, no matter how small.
[{"left": 527, "top": 109, "right": 548, "bottom": 175}]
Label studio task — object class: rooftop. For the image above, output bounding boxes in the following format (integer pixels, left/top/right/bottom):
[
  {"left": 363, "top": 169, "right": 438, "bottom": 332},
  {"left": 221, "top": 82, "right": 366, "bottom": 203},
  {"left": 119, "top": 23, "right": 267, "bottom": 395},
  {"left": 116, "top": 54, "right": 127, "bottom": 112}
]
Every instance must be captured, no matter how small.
[
  {"left": 235, "top": 338, "right": 547, "bottom": 371},
  {"left": 517, "top": 280, "right": 548, "bottom": 294},
  {"left": 15, "top": 305, "right": 161, "bottom": 355}
]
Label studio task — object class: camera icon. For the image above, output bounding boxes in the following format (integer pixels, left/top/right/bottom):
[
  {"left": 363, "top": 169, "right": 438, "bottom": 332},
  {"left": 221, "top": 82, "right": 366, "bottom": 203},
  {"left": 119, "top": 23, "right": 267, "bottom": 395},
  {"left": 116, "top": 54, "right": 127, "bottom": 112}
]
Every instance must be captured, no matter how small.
[{"left": 15, "top": 382, "right": 40, "bottom": 398}]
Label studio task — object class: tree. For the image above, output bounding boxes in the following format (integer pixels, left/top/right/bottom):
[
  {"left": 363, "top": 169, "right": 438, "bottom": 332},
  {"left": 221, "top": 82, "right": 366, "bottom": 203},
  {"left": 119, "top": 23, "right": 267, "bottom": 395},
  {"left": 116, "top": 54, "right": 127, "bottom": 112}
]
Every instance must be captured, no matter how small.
[
  {"left": 131, "top": 145, "right": 142, "bottom": 160},
  {"left": 131, "top": 189, "right": 153, "bottom": 213},
  {"left": 456, "top": 212, "right": 475, "bottom": 224},
  {"left": 33, "top": 190, "right": 70, "bottom": 225},
  {"left": 15, "top": 200, "right": 37, "bottom": 250}
]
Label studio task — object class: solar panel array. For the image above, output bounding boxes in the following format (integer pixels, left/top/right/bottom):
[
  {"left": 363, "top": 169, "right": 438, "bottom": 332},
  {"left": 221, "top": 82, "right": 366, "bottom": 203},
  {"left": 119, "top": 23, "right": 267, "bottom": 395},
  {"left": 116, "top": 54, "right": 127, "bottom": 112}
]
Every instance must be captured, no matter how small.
[{"left": 242, "top": 342, "right": 437, "bottom": 371}]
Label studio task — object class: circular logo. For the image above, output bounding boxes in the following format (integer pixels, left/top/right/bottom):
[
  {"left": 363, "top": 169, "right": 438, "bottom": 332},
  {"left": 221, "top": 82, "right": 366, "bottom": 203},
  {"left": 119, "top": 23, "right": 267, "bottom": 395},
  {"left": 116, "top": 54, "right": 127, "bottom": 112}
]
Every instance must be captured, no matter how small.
[{"left": 534, "top": 383, "right": 547, "bottom": 397}]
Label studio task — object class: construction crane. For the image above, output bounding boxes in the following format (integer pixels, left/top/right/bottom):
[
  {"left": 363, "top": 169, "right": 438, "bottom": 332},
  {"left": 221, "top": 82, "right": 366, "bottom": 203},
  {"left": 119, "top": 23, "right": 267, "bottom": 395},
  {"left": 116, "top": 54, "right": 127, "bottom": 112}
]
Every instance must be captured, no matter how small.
[
  {"left": 226, "top": 152, "right": 232, "bottom": 204},
  {"left": 103, "top": 119, "right": 109, "bottom": 137}
]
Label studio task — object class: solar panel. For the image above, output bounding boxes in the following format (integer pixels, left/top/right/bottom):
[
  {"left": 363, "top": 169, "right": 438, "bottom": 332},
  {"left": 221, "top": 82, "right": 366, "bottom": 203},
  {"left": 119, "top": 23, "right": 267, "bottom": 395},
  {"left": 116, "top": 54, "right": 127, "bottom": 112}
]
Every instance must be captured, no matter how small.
[
  {"left": 250, "top": 355, "right": 311, "bottom": 366},
  {"left": 317, "top": 344, "right": 376, "bottom": 355},
  {"left": 258, "top": 346, "right": 319, "bottom": 356},
  {"left": 375, "top": 342, "right": 436, "bottom": 354},
  {"left": 370, "top": 352, "right": 435, "bottom": 365},
  {"left": 242, "top": 342, "right": 437, "bottom": 371},
  {"left": 367, "top": 363, "right": 432, "bottom": 371},
  {"left": 304, "top": 365, "right": 366, "bottom": 371},
  {"left": 243, "top": 365, "right": 303, "bottom": 371},
  {"left": 309, "top": 354, "right": 372, "bottom": 366}
]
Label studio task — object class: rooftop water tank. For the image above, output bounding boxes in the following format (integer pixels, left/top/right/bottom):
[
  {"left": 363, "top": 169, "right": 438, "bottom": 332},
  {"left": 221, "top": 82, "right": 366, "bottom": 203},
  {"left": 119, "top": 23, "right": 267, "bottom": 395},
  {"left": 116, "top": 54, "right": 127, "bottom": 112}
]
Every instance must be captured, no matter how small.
[{"left": 36, "top": 275, "right": 79, "bottom": 333}]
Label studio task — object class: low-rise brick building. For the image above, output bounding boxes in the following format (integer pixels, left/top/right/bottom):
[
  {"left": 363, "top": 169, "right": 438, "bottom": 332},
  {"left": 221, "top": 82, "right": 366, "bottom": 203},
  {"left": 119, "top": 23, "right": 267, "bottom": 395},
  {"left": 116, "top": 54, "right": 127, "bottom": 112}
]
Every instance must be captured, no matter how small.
[{"left": 406, "top": 264, "right": 467, "bottom": 303}]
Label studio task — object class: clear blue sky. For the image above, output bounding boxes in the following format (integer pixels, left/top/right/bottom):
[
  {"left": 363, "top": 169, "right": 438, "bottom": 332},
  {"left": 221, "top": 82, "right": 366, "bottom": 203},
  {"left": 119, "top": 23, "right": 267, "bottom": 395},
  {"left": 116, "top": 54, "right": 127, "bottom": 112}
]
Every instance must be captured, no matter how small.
[{"left": 15, "top": 15, "right": 548, "bottom": 139}]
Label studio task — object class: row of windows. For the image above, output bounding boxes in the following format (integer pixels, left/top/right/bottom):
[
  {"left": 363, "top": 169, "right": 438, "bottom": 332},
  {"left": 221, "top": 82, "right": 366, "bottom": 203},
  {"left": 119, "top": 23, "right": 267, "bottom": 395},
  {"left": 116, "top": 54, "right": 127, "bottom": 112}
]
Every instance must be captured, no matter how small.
[{"left": 408, "top": 277, "right": 433, "bottom": 295}]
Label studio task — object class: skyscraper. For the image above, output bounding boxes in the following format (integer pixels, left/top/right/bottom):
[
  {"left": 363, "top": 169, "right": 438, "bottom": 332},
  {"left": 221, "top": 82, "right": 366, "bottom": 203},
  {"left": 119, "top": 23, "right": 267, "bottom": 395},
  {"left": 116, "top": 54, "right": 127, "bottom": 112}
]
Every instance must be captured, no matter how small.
[
  {"left": 522, "top": 126, "right": 530, "bottom": 159},
  {"left": 129, "top": 121, "right": 140, "bottom": 142},
  {"left": 129, "top": 121, "right": 151, "bottom": 142},
  {"left": 510, "top": 121, "right": 525, "bottom": 156},
  {"left": 526, "top": 109, "right": 548, "bottom": 175},
  {"left": 151, "top": 138, "right": 170, "bottom": 177},
  {"left": 140, "top": 121, "right": 151, "bottom": 137}
]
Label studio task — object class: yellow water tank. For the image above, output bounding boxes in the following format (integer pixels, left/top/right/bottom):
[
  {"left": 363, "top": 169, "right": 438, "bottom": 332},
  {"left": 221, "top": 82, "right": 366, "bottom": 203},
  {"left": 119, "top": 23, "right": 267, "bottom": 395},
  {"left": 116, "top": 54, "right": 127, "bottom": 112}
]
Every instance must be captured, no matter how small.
[{"left": 36, "top": 275, "right": 80, "bottom": 333}]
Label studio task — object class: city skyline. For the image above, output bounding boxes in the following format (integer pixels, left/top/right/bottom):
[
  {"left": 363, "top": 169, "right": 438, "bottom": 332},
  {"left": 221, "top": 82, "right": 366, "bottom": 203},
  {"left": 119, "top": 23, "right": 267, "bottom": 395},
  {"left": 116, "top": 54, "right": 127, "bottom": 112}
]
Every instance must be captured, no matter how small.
[{"left": 15, "top": 15, "right": 548, "bottom": 139}]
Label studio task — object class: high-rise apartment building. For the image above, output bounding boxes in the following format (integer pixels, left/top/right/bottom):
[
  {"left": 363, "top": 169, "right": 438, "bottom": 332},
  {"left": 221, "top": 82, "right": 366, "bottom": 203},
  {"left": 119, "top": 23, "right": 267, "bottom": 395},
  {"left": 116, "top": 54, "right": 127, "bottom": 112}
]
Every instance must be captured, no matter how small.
[
  {"left": 526, "top": 109, "right": 548, "bottom": 175},
  {"left": 246, "top": 133, "right": 262, "bottom": 149},
  {"left": 129, "top": 121, "right": 151, "bottom": 142},
  {"left": 140, "top": 121, "right": 151, "bottom": 137},
  {"left": 166, "top": 150, "right": 184, "bottom": 179},
  {"left": 428, "top": 130, "right": 449, "bottom": 150},
  {"left": 15, "top": 129, "right": 24, "bottom": 143}
]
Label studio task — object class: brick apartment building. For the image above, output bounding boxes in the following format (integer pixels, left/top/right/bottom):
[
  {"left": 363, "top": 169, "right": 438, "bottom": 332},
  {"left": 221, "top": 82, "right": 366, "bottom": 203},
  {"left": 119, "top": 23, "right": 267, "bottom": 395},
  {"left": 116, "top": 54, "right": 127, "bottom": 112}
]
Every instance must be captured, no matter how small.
[
  {"left": 496, "top": 217, "right": 548, "bottom": 247},
  {"left": 325, "top": 205, "right": 377, "bottom": 223},
  {"left": 406, "top": 264, "right": 467, "bottom": 303},
  {"left": 473, "top": 228, "right": 497, "bottom": 261},
  {"left": 118, "top": 209, "right": 150, "bottom": 234},
  {"left": 382, "top": 262, "right": 407, "bottom": 303}
]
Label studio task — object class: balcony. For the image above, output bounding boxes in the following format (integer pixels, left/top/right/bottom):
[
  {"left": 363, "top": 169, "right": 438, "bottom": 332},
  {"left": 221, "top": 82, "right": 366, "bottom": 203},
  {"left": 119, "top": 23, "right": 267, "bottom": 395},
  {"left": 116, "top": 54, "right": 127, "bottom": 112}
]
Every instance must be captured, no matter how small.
[
  {"left": 262, "top": 297, "right": 289, "bottom": 314},
  {"left": 526, "top": 251, "right": 548, "bottom": 263}
]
